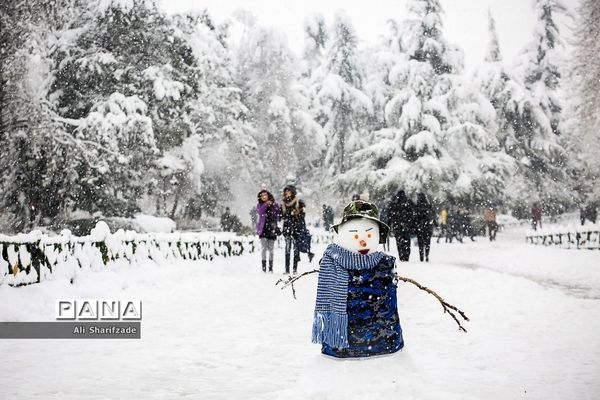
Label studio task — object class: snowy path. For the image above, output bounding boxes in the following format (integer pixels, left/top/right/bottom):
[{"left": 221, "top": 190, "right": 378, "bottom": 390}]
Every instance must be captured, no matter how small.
[{"left": 1, "top": 227, "right": 599, "bottom": 400}]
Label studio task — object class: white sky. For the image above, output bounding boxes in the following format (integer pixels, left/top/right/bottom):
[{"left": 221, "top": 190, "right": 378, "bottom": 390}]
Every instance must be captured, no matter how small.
[{"left": 159, "top": 0, "right": 572, "bottom": 71}]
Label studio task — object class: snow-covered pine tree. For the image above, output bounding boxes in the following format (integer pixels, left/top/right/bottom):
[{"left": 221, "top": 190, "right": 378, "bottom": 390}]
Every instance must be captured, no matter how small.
[
  {"left": 288, "top": 82, "right": 325, "bottom": 179},
  {"left": 342, "top": 0, "right": 461, "bottom": 202},
  {"left": 169, "top": 10, "right": 252, "bottom": 219},
  {"left": 442, "top": 75, "right": 515, "bottom": 206},
  {"left": 363, "top": 19, "right": 408, "bottom": 135},
  {"left": 510, "top": 0, "right": 572, "bottom": 213},
  {"left": 402, "top": 0, "right": 461, "bottom": 75},
  {"left": 0, "top": 1, "right": 83, "bottom": 231},
  {"left": 318, "top": 11, "right": 372, "bottom": 181},
  {"left": 301, "top": 13, "right": 328, "bottom": 82},
  {"left": 49, "top": 0, "right": 200, "bottom": 217},
  {"left": 291, "top": 14, "right": 329, "bottom": 194},
  {"left": 484, "top": 10, "right": 501, "bottom": 63},
  {"left": 569, "top": 0, "right": 600, "bottom": 201},
  {"left": 230, "top": 13, "right": 322, "bottom": 203},
  {"left": 231, "top": 17, "right": 296, "bottom": 192}
]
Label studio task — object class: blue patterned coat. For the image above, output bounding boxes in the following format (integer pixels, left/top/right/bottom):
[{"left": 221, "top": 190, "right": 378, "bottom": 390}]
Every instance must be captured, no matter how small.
[{"left": 312, "top": 244, "right": 404, "bottom": 358}]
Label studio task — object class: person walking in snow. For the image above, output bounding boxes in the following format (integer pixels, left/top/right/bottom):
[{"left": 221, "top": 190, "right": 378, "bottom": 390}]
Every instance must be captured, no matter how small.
[
  {"left": 282, "top": 185, "right": 308, "bottom": 274},
  {"left": 483, "top": 204, "right": 498, "bottom": 241},
  {"left": 322, "top": 204, "right": 334, "bottom": 231},
  {"left": 531, "top": 203, "right": 542, "bottom": 230},
  {"left": 220, "top": 207, "right": 234, "bottom": 231},
  {"left": 581, "top": 202, "right": 597, "bottom": 225},
  {"left": 459, "top": 208, "right": 476, "bottom": 241},
  {"left": 379, "top": 203, "right": 391, "bottom": 252},
  {"left": 387, "top": 189, "right": 415, "bottom": 261},
  {"left": 437, "top": 206, "right": 448, "bottom": 243},
  {"left": 446, "top": 207, "right": 463, "bottom": 243},
  {"left": 256, "top": 189, "right": 281, "bottom": 273},
  {"left": 414, "top": 193, "right": 435, "bottom": 262}
]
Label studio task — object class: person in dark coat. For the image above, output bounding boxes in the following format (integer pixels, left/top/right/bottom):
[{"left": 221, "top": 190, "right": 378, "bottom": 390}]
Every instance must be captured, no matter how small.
[
  {"left": 387, "top": 189, "right": 415, "bottom": 261},
  {"left": 379, "top": 204, "right": 391, "bottom": 252},
  {"left": 446, "top": 207, "right": 463, "bottom": 243},
  {"left": 220, "top": 207, "right": 233, "bottom": 231},
  {"left": 459, "top": 208, "right": 476, "bottom": 241},
  {"left": 256, "top": 189, "right": 281, "bottom": 273},
  {"left": 414, "top": 193, "right": 435, "bottom": 262},
  {"left": 581, "top": 202, "right": 598, "bottom": 225},
  {"left": 531, "top": 203, "right": 542, "bottom": 230},
  {"left": 322, "top": 204, "right": 334, "bottom": 231},
  {"left": 282, "top": 185, "right": 312, "bottom": 274}
]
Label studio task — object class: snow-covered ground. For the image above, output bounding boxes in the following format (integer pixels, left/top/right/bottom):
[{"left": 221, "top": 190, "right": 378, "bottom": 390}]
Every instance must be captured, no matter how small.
[{"left": 1, "top": 226, "right": 599, "bottom": 400}]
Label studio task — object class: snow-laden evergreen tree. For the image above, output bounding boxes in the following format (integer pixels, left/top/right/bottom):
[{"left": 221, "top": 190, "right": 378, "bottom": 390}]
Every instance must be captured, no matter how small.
[
  {"left": 484, "top": 10, "right": 502, "bottom": 63},
  {"left": 318, "top": 11, "right": 372, "bottom": 180},
  {"left": 442, "top": 76, "right": 515, "bottom": 205},
  {"left": 231, "top": 12, "right": 323, "bottom": 199},
  {"left": 402, "top": 0, "right": 462, "bottom": 75},
  {"left": 0, "top": 0, "right": 85, "bottom": 231},
  {"left": 48, "top": 0, "right": 200, "bottom": 217},
  {"left": 342, "top": 0, "right": 461, "bottom": 201},
  {"left": 170, "top": 10, "right": 253, "bottom": 218},
  {"left": 362, "top": 20, "right": 408, "bottom": 134},
  {"left": 231, "top": 18, "right": 296, "bottom": 191},
  {"left": 288, "top": 83, "right": 325, "bottom": 178},
  {"left": 301, "top": 13, "right": 328, "bottom": 82},
  {"left": 568, "top": 0, "right": 600, "bottom": 201},
  {"left": 299, "top": 14, "right": 329, "bottom": 139},
  {"left": 475, "top": 12, "right": 532, "bottom": 204},
  {"left": 510, "top": 0, "right": 571, "bottom": 213}
]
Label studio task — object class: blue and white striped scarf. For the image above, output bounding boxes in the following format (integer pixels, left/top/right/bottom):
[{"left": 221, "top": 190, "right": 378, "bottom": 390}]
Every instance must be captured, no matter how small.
[{"left": 311, "top": 243, "right": 389, "bottom": 349}]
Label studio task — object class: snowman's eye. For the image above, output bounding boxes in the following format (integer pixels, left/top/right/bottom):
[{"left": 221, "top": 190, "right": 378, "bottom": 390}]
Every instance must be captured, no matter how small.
[
  {"left": 367, "top": 233, "right": 372, "bottom": 238},
  {"left": 354, "top": 234, "right": 359, "bottom": 240}
]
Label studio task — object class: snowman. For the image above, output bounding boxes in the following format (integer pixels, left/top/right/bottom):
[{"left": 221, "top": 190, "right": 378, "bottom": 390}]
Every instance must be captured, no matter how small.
[{"left": 312, "top": 200, "right": 404, "bottom": 358}]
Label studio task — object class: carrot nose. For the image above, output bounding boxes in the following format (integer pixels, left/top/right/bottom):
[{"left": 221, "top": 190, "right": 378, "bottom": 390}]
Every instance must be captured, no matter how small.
[{"left": 359, "top": 240, "right": 367, "bottom": 248}]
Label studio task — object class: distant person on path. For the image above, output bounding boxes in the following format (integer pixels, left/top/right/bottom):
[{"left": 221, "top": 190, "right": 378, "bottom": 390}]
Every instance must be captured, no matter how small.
[
  {"left": 437, "top": 206, "right": 448, "bottom": 243},
  {"left": 256, "top": 189, "right": 281, "bottom": 273},
  {"left": 388, "top": 189, "right": 415, "bottom": 261},
  {"left": 379, "top": 203, "right": 391, "bottom": 252},
  {"left": 282, "top": 185, "right": 311, "bottom": 274},
  {"left": 322, "top": 204, "right": 334, "bottom": 231},
  {"left": 459, "top": 208, "right": 476, "bottom": 241},
  {"left": 581, "top": 202, "right": 598, "bottom": 225},
  {"left": 414, "top": 193, "right": 435, "bottom": 262},
  {"left": 446, "top": 207, "right": 463, "bottom": 243},
  {"left": 589, "top": 203, "right": 598, "bottom": 224},
  {"left": 531, "top": 203, "right": 542, "bottom": 230},
  {"left": 483, "top": 204, "right": 498, "bottom": 241},
  {"left": 220, "top": 207, "right": 234, "bottom": 231},
  {"left": 250, "top": 205, "right": 257, "bottom": 230}
]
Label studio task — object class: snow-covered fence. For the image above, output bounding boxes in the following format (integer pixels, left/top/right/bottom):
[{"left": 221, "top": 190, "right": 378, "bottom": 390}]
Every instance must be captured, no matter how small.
[
  {"left": 526, "top": 224, "right": 600, "bottom": 250},
  {"left": 0, "top": 222, "right": 257, "bottom": 287}
]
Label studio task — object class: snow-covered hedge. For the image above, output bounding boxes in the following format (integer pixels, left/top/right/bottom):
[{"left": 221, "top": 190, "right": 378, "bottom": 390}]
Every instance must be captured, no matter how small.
[
  {"left": 526, "top": 224, "right": 600, "bottom": 250},
  {"left": 0, "top": 222, "right": 256, "bottom": 287}
]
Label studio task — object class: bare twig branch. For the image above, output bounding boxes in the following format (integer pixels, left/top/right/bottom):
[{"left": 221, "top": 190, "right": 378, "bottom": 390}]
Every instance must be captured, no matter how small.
[
  {"left": 394, "top": 274, "right": 470, "bottom": 332},
  {"left": 275, "top": 269, "right": 319, "bottom": 299}
]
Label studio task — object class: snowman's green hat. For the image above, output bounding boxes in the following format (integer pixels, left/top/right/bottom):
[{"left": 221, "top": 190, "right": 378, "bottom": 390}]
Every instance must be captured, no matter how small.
[{"left": 332, "top": 200, "right": 390, "bottom": 244}]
